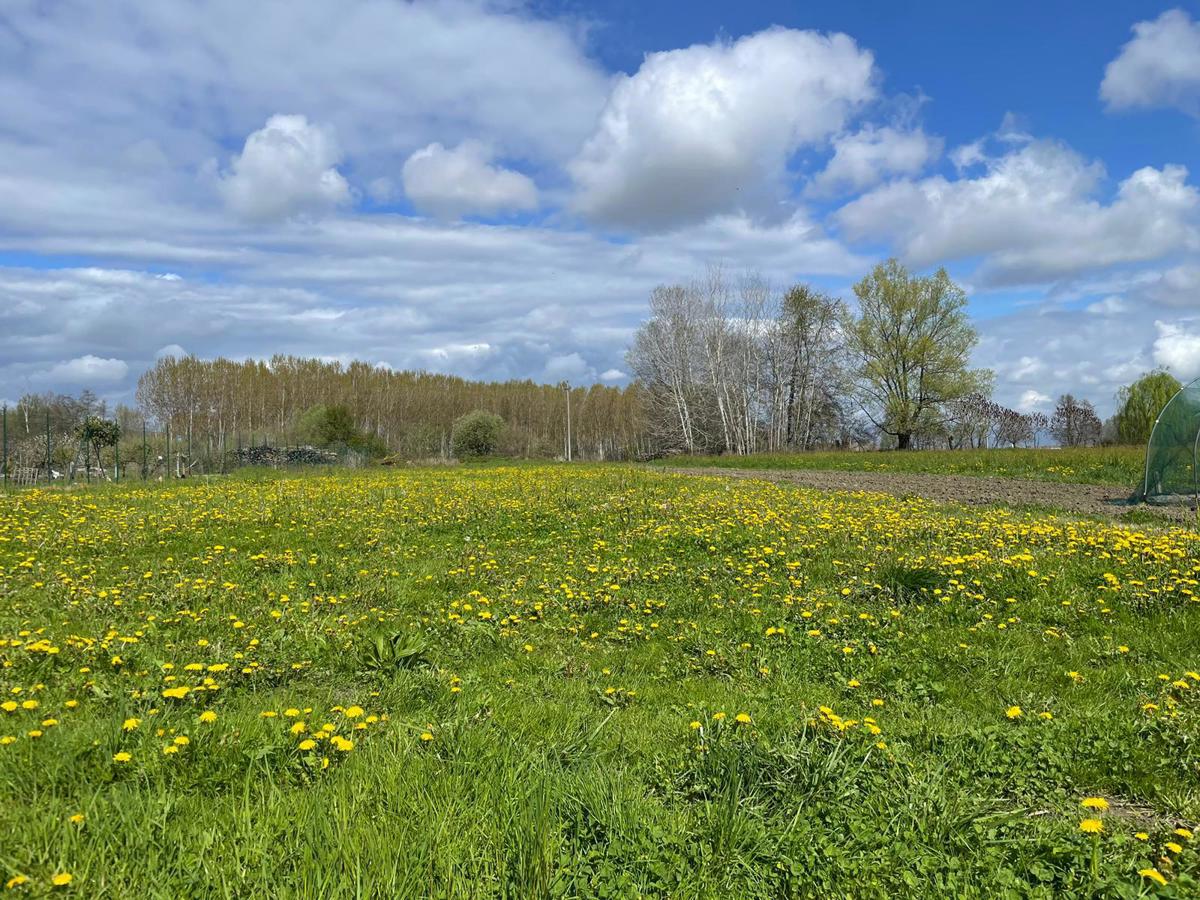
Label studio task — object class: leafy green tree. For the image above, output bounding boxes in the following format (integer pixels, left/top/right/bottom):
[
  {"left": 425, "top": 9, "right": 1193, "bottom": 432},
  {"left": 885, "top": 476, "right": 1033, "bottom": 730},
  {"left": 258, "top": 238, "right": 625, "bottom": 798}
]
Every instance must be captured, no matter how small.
[
  {"left": 451, "top": 410, "right": 504, "bottom": 458},
  {"left": 1114, "top": 370, "right": 1181, "bottom": 445},
  {"left": 297, "top": 404, "right": 358, "bottom": 447},
  {"left": 75, "top": 416, "right": 121, "bottom": 465},
  {"left": 844, "top": 259, "right": 991, "bottom": 450}
]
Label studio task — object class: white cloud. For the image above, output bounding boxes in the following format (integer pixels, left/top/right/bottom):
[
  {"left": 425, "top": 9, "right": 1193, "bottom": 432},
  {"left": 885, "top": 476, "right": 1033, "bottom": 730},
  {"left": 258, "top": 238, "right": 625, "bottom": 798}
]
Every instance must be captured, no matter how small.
[
  {"left": 809, "top": 125, "right": 941, "bottom": 196},
  {"left": 219, "top": 115, "right": 350, "bottom": 221},
  {"left": 402, "top": 141, "right": 538, "bottom": 220},
  {"left": 543, "top": 352, "right": 590, "bottom": 382},
  {"left": 599, "top": 368, "right": 627, "bottom": 382},
  {"left": 1101, "top": 9, "right": 1200, "bottom": 115},
  {"left": 1136, "top": 264, "right": 1200, "bottom": 307},
  {"left": 569, "top": 27, "right": 876, "bottom": 230},
  {"left": 1152, "top": 320, "right": 1200, "bottom": 380},
  {"left": 47, "top": 355, "right": 129, "bottom": 383},
  {"left": 155, "top": 344, "right": 187, "bottom": 360},
  {"left": 1016, "top": 389, "right": 1052, "bottom": 412},
  {"left": 837, "top": 137, "right": 1200, "bottom": 285},
  {"left": 1086, "top": 295, "right": 1128, "bottom": 315}
]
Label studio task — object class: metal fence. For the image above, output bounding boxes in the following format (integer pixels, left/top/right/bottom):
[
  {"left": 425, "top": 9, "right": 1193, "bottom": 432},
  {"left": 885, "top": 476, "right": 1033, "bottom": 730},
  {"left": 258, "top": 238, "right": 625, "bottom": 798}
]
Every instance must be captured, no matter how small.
[{"left": 0, "top": 406, "right": 365, "bottom": 489}]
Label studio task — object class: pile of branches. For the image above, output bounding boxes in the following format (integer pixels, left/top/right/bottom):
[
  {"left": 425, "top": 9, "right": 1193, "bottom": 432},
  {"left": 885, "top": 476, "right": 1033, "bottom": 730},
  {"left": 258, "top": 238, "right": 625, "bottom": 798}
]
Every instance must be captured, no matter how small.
[{"left": 230, "top": 445, "right": 339, "bottom": 467}]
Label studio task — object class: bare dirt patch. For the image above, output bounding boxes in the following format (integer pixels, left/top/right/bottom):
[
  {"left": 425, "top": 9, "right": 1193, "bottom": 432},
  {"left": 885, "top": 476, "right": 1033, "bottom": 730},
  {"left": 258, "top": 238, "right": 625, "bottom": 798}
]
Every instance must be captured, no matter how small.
[{"left": 661, "top": 466, "right": 1197, "bottom": 525}]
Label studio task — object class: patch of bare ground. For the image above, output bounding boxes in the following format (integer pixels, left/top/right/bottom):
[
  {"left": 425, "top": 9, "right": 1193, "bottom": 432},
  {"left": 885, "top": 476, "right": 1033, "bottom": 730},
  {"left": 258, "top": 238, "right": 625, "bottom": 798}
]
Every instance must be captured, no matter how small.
[{"left": 661, "top": 466, "right": 1198, "bottom": 525}]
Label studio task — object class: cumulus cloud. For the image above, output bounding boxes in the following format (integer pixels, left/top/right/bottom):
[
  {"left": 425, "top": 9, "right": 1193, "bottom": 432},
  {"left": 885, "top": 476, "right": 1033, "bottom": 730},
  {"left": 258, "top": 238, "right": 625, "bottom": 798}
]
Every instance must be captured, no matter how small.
[
  {"left": 809, "top": 125, "right": 942, "bottom": 196},
  {"left": 47, "top": 355, "right": 129, "bottom": 383},
  {"left": 599, "top": 368, "right": 627, "bottom": 382},
  {"left": 1135, "top": 264, "right": 1200, "bottom": 308},
  {"left": 1152, "top": 320, "right": 1200, "bottom": 379},
  {"left": 1101, "top": 9, "right": 1200, "bottom": 115},
  {"left": 543, "top": 352, "right": 590, "bottom": 382},
  {"left": 1017, "top": 390, "right": 1052, "bottom": 412},
  {"left": 402, "top": 141, "right": 538, "bottom": 220},
  {"left": 219, "top": 115, "right": 351, "bottom": 221},
  {"left": 569, "top": 27, "right": 876, "bottom": 230},
  {"left": 836, "top": 137, "right": 1200, "bottom": 285},
  {"left": 1086, "top": 296, "right": 1128, "bottom": 315}
]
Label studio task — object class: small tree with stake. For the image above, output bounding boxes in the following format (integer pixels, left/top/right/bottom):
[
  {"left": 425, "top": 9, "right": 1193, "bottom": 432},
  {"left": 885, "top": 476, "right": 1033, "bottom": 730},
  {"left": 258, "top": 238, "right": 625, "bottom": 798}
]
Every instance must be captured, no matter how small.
[{"left": 76, "top": 416, "right": 121, "bottom": 475}]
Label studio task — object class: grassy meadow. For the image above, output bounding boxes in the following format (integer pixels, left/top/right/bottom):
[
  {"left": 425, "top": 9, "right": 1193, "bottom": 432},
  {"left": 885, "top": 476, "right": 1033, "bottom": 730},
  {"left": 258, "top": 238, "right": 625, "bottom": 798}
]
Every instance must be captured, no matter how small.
[
  {"left": 653, "top": 446, "right": 1147, "bottom": 487},
  {"left": 1, "top": 465, "right": 1199, "bottom": 897}
]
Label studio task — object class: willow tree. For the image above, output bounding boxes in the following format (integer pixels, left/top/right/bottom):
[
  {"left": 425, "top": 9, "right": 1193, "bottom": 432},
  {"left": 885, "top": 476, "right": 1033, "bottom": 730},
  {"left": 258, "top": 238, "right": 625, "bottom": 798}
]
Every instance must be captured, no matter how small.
[
  {"left": 1115, "top": 370, "right": 1181, "bottom": 445},
  {"left": 845, "top": 259, "right": 989, "bottom": 450}
]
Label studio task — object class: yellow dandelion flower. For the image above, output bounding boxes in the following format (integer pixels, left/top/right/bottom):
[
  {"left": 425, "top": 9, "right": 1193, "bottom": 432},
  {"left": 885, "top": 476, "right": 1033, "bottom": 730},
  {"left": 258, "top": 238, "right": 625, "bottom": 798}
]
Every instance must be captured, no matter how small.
[
  {"left": 69, "top": 813, "right": 84, "bottom": 824},
  {"left": 420, "top": 732, "right": 434, "bottom": 742},
  {"left": 1139, "top": 868, "right": 1168, "bottom": 886},
  {"left": 198, "top": 711, "right": 217, "bottom": 723},
  {"left": 51, "top": 873, "right": 72, "bottom": 886},
  {"left": 343, "top": 706, "right": 364, "bottom": 719},
  {"left": 1079, "top": 818, "right": 1103, "bottom": 834},
  {"left": 5, "top": 875, "right": 28, "bottom": 889},
  {"left": 734, "top": 712, "right": 752, "bottom": 724},
  {"left": 112, "top": 751, "right": 131, "bottom": 763},
  {"left": 1081, "top": 797, "right": 1109, "bottom": 811},
  {"left": 298, "top": 739, "right": 316, "bottom": 751},
  {"left": 1005, "top": 706, "right": 1022, "bottom": 719}
]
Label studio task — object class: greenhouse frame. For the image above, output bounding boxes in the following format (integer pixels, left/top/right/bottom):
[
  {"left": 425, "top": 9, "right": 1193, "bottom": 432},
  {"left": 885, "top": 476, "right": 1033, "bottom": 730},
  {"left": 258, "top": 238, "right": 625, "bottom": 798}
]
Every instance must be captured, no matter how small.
[{"left": 1142, "top": 376, "right": 1200, "bottom": 505}]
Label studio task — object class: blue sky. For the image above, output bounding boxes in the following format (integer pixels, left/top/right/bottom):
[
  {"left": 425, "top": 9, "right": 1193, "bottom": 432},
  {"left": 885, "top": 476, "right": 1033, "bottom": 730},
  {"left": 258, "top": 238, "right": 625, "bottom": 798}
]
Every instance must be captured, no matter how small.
[{"left": 0, "top": 0, "right": 1198, "bottom": 415}]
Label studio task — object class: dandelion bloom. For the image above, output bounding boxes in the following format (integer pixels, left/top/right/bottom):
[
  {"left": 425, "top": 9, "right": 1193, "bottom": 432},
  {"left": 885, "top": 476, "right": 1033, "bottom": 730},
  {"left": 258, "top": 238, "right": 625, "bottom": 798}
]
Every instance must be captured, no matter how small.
[
  {"left": 198, "top": 711, "right": 217, "bottom": 723},
  {"left": 343, "top": 706, "right": 364, "bottom": 719},
  {"left": 1005, "top": 706, "right": 1022, "bottom": 720},
  {"left": 298, "top": 739, "right": 316, "bottom": 751},
  {"left": 331, "top": 736, "right": 353, "bottom": 752},
  {"left": 1165, "top": 841, "right": 1183, "bottom": 854},
  {"left": 1139, "top": 868, "right": 1168, "bottom": 886},
  {"left": 1081, "top": 797, "right": 1109, "bottom": 811},
  {"left": 420, "top": 732, "right": 434, "bottom": 742},
  {"left": 113, "top": 751, "right": 132, "bottom": 763},
  {"left": 688, "top": 721, "right": 701, "bottom": 730},
  {"left": 1135, "top": 832, "right": 1150, "bottom": 841},
  {"left": 1079, "top": 818, "right": 1103, "bottom": 834},
  {"left": 51, "top": 873, "right": 72, "bottom": 886},
  {"left": 734, "top": 713, "right": 752, "bottom": 724},
  {"left": 5, "top": 876, "right": 28, "bottom": 889},
  {"left": 1174, "top": 827, "right": 1193, "bottom": 840},
  {"left": 69, "top": 814, "right": 84, "bottom": 824}
]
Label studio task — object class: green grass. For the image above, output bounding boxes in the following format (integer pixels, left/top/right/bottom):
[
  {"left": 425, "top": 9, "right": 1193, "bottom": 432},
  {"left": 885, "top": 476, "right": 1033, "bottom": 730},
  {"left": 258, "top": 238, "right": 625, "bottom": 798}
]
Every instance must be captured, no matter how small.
[
  {"left": 652, "top": 446, "right": 1147, "bottom": 487},
  {"left": 1, "top": 465, "right": 1197, "bottom": 897}
]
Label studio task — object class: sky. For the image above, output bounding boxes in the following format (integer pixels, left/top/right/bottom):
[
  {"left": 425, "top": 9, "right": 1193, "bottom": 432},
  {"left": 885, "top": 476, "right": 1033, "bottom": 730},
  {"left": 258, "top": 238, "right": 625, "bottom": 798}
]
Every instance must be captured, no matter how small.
[{"left": 1, "top": 0, "right": 1199, "bottom": 417}]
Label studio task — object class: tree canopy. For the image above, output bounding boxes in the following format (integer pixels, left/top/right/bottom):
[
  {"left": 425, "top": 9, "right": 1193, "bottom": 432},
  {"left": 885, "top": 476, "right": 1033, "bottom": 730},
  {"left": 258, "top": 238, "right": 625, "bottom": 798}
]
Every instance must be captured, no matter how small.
[
  {"left": 1115, "top": 370, "right": 1182, "bottom": 445},
  {"left": 844, "top": 259, "right": 991, "bottom": 449}
]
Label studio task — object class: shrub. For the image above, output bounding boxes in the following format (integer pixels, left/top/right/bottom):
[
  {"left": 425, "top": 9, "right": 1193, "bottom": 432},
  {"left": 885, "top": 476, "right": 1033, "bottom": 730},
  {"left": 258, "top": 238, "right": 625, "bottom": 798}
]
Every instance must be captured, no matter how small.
[{"left": 451, "top": 410, "right": 504, "bottom": 458}]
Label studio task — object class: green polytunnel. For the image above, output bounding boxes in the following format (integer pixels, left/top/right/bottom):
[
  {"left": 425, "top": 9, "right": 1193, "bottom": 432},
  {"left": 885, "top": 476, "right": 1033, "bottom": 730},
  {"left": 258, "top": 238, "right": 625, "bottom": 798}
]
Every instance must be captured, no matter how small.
[{"left": 1142, "top": 376, "right": 1200, "bottom": 504}]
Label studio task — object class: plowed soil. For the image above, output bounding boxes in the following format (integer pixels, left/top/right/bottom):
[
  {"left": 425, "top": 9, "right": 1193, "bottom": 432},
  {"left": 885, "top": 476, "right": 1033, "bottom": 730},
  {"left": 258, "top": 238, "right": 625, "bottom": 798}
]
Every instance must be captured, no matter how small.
[{"left": 663, "top": 466, "right": 1197, "bottom": 525}]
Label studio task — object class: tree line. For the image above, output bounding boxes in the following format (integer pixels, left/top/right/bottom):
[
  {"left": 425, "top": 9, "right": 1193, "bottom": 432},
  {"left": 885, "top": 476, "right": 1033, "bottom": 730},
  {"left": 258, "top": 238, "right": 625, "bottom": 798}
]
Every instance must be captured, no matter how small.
[{"left": 2, "top": 260, "right": 1185, "bottom": 472}]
